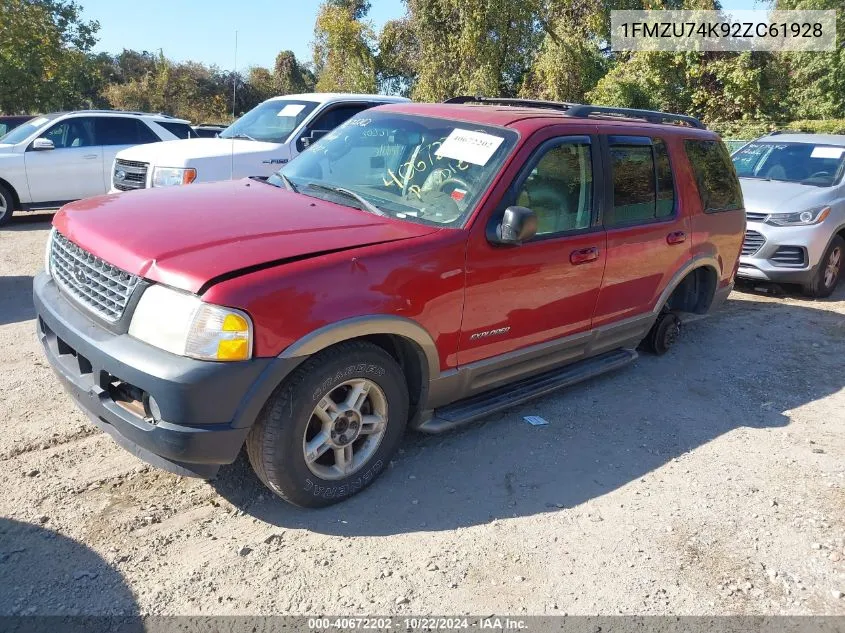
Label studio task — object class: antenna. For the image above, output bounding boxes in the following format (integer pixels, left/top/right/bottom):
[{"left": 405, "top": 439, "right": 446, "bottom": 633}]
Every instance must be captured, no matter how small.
[{"left": 231, "top": 30, "right": 238, "bottom": 180}]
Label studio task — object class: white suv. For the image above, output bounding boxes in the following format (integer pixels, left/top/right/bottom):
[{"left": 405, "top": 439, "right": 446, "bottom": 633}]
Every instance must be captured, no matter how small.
[
  {"left": 109, "top": 93, "right": 409, "bottom": 193},
  {"left": 0, "top": 110, "right": 194, "bottom": 226}
]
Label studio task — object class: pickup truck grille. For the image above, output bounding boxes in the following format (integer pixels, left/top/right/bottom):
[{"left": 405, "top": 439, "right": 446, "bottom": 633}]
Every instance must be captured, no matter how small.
[
  {"left": 741, "top": 230, "right": 766, "bottom": 256},
  {"left": 50, "top": 232, "right": 140, "bottom": 322},
  {"left": 113, "top": 158, "right": 148, "bottom": 191}
]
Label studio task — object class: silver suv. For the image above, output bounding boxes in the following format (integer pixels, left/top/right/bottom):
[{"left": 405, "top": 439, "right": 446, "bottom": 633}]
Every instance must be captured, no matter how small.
[
  {"left": 0, "top": 110, "right": 194, "bottom": 226},
  {"left": 732, "top": 133, "right": 845, "bottom": 297}
]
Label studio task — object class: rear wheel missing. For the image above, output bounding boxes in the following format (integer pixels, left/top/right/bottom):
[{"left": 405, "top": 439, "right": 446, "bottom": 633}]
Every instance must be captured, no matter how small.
[{"left": 642, "top": 311, "right": 681, "bottom": 356}]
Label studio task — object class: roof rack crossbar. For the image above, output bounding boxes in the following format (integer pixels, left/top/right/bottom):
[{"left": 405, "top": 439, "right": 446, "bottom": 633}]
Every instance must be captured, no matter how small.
[
  {"left": 444, "top": 96, "right": 707, "bottom": 130},
  {"left": 444, "top": 96, "right": 580, "bottom": 112},
  {"left": 564, "top": 105, "right": 706, "bottom": 129}
]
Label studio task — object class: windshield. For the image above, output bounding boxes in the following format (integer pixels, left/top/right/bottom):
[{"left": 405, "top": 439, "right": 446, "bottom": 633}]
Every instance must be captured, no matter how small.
[
  {"left": 732, "top": 141, "right": 845, "bottom": 187},
  {"left": 0, "top": 114, "right": 56, "bottom": 145},
  {"left": 219, "top": 100, "right": 318, "bottom": 144},
  {"left": 268, "top": 112, "right": 518, "bottom": 227}
]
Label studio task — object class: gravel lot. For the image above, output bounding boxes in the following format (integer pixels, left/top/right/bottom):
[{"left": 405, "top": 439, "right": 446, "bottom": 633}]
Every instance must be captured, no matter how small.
[{"left": 1, "top": 212, "right": 844, "bottom": 616}]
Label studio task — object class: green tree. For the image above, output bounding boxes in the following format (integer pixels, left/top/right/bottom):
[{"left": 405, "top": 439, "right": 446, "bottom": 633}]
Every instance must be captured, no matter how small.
[
  {"left": 312, "top": 1, "right": 377, "bottom": 92},
  {"left": 376, "top": 18, "right": 419, "bottom": 96},
  {"left": 776, "top": 0, "right": 845, "bottom": 119},
  {"left": 0, "top": 0, "right": 99, "bottom": 113},
  {"left": 273, "top": 50, "right": 316, "bottom": 94}
]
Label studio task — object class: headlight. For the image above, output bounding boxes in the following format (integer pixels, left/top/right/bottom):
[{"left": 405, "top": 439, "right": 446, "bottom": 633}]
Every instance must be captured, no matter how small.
[
  {"left": 766, "top": 206, "right": 831, "bottom": 226},
  {"left": 44, "top": 228, "right": 55, "bottom": 277},
  {"left": 152, "top": 167, "right": 197, "bottom": 187},
  {"left": 128, "top": 284, "right": 252, "bottom": 361}
]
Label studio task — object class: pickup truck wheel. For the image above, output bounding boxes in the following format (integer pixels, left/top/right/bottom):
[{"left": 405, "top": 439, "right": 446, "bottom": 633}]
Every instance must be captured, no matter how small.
[
  {"left": 0, "top": 183, "right": 14, "bottom": 227},
  {"left": 642, "top": 311, "right": 681, "bottom": 356},
  {"left": 802, "top": 235, "right": 843, "bottom": 299},
  {"left": 246, "top": 341, "right": 409, "bottom": 508}
]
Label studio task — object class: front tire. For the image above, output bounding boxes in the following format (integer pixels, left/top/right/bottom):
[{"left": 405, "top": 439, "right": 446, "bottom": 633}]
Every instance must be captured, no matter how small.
[
  {"left": 246, "top": 341, "right": 409, "bottom": 507},
  {"left": 0, "top": 182, "right": 15, "bottom": 227},
  {"left": 803, "top": 235, "right": 843, "bottom": 299}
]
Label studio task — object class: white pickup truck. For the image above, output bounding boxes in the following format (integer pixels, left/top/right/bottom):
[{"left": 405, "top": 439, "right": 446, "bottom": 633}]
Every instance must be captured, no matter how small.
[{"left": 110, "top": 93, "right": 409, "bottom": 192}]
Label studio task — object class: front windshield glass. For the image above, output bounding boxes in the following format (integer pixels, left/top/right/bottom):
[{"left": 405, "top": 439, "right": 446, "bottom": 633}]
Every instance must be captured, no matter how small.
[
  {"left": 0, "top": 114, "right": 56, "bottom": 145},
  {"left": 732, "top": 141, "right": 845, "bottom": 187},
  {"left": 268, "top": 112, "right": 518, "bottom": 227},
  {"left": 219, "top": 100, "right": 318, "bottom": 143}
]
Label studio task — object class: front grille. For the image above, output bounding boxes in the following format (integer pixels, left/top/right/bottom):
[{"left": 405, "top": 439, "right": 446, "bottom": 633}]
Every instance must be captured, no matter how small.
[
  {"left": 50, "top": 232, "right": 140, "bottom": 322},
  {"left": 742, "top": 230, "right": 766, "bottom": 256},
  {"left": 770, "top": 246, "right": 807, "bottom": 267},
  {"left": 113, "top": 158, "right": 148, "bottom": 191},
  {"left": 745, "top": 211, "right": 768, "bottom": 222}
]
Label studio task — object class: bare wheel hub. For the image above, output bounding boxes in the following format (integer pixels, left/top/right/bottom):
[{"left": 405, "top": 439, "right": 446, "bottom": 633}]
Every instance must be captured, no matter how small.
[{"left": 302, "top": 378, "right": 388, "bottom": 480}]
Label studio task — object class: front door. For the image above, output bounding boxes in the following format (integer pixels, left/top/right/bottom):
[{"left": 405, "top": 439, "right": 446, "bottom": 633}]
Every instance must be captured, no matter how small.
[
  {"left": 24, "top": 117, "right": 102, "bottom": 204},
  {"left": 460, "top": 133, "right": 607, "bottom": 370}
]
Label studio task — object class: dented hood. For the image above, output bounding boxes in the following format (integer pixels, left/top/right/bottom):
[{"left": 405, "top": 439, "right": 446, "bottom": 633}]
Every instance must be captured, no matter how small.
[{"left": 53, "top": 180, "right": 438, "bottom": 294}]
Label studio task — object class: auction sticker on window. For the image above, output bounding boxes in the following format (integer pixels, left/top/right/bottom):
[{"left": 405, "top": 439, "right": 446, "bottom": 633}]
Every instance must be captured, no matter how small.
[
  {"left": 277, "top": 104, "right": 306, "bottom": 117},
  {"left": 435, "top": 129, "right": 504, "bottom": 166},
  {"left": 811, "top": 146, "right": 844, "bottom": 159}
]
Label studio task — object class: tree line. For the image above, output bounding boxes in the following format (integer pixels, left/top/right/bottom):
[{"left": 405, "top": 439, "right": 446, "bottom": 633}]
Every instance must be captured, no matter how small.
[{"left": 1, "top": 0, "right": 843, "bottom": 128}]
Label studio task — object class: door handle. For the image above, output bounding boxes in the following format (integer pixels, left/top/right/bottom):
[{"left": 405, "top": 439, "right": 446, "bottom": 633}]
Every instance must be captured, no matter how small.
[
  {"left": 83, "top": 154, "right": 98, "bottom": 160},
  {"left": 667, "top": 231, "right": 687, "bottom": 245},
  {"left": 570, "top": 246, "right": 600, "bottom": 265}
]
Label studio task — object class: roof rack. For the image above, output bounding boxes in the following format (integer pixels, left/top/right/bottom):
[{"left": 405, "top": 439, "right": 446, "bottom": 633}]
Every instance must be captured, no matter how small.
[
  {"left": 444, "top": 96, "right": 580, "bottom": 112},
  {"left": 69, "top": 109, "right": 181, "bottom": 119},
  {"left": 444, "top": 96, "right": 706, "bottom": 130}
]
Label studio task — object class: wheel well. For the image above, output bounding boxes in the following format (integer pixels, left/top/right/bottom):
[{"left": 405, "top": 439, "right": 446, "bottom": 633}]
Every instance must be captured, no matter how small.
[
  {"left": 837, "top": 227, "right": 845, "bottom": 243},
  {"left": 0, "top": 177, "right": 20, "bottom": 209},
  {"left": 665, "top": 266, "right": 718, "bottom": 314},
  {"left": 357, "top": 334, "right": 428, "bottom": 422}
]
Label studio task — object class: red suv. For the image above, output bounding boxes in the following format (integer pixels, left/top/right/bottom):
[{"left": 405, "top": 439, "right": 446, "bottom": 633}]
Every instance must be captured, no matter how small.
[{"left": 34, "top": 98, "right": 744, "bottom": 507}]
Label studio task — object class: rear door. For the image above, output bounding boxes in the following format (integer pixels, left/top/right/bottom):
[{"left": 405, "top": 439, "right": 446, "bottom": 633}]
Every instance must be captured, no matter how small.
[
  {"left": 96, "top": 117, "right": 161, "bottom": 192},
  {"left": 460, "top": 131, "right": 607, "bottom": 368},
  {"left": 592, "top": 133, "right": 691, "bottom": 327},
  {"left": 24, "top": 116, "right": 102, "bottom": 204}
]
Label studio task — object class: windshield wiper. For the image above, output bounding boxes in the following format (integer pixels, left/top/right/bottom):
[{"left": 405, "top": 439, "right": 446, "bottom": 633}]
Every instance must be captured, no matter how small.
[
  {"left": 279, "top": 174, "right": 299, "bottom": 193},
  {"left": 306, "top": 183, "right": 387, "bottom": 216}
]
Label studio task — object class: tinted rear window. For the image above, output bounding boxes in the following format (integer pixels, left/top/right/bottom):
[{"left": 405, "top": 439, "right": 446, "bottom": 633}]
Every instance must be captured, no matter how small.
[
  {"left": 684, "top": 140, "right": 743, "bottom": 213},
  {"left": 157, "top": 121, "right": 197, "bottom": 139}
]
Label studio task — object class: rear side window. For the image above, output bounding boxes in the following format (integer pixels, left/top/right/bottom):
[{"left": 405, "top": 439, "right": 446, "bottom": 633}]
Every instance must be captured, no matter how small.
[
  {"left": 96, "top": 117, "right": 160, "bottom": 146},
  {"left": 684, "top": 139, "right": 743, "bottom": 213},
  {"left": 157, "top": 121, "right": 197, "bottom": 139},
  {"left": 606, "top": 136, "right": 675, "bottom": 227},
  {"left": 309, "top": 104, "right": 374, "bottom": 132}
]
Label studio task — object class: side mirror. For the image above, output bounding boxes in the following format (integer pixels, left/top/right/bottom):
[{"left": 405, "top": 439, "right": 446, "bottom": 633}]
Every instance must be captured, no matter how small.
[
  {"left": 31, "top": 138, "right": 55, "bottom": 151},
  {"left": 299, "top": 129, "right": 330, "bottom": 150},
  {"left": 495, "top": 206, "right": 537, "bottom": 245}
]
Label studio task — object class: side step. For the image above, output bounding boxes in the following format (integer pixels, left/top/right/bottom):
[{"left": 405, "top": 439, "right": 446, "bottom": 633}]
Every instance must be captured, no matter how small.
[{"left": 419, "top": 348, "right": 638, "bottom": 434}]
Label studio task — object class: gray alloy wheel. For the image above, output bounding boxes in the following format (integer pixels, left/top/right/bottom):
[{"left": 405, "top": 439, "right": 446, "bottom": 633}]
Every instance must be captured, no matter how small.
[
  {"left": 0, "top": 184, "right": 13, "bottom": 227},
  {"left": 823, "top": 244, "right": 841, "bottom": 290},
  {"left": 302, "top": 377, "right": 388, "bottom": 481},
  {"left": 804, "top": 235, "right": 844, "bottom": 299}
]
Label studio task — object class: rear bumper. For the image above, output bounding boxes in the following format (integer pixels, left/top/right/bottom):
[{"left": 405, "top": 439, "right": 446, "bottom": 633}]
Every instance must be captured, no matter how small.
[{"left": 34, "top": 273, "right": 301, "bottom": 477}]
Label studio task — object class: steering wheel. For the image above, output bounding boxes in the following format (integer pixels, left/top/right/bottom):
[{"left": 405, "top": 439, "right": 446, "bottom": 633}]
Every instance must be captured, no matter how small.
[
  {"left": 437, "top": 176, "right": 471, "bottom": 194},
  {"left": 808, "top": 171, "right": 831, "bottom": 179}
]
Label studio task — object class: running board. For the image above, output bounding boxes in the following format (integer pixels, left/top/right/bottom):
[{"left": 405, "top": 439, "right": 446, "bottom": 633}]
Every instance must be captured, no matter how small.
[{"left": 419, "top": 348, "right": 638, "bottom": 434}]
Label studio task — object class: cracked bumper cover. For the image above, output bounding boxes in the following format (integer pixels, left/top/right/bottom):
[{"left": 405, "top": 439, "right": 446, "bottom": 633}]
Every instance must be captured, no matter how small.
[{"left": 33, "top": 273, "right": 302, "bottom": 478}]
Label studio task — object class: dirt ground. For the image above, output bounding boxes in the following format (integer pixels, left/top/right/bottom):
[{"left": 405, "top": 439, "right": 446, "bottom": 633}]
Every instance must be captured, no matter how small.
[{"left": 1, "top": 211, "right": 843, "bottom": 617}]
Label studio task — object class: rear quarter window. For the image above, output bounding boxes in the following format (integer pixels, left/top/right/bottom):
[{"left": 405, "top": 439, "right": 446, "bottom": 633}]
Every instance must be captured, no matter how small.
[
  {"left": 684, "top": 139, "right": 743, "bottom": 213},
  {"left": 157, "top": 121, "right": 197, "bottom": 139}
]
